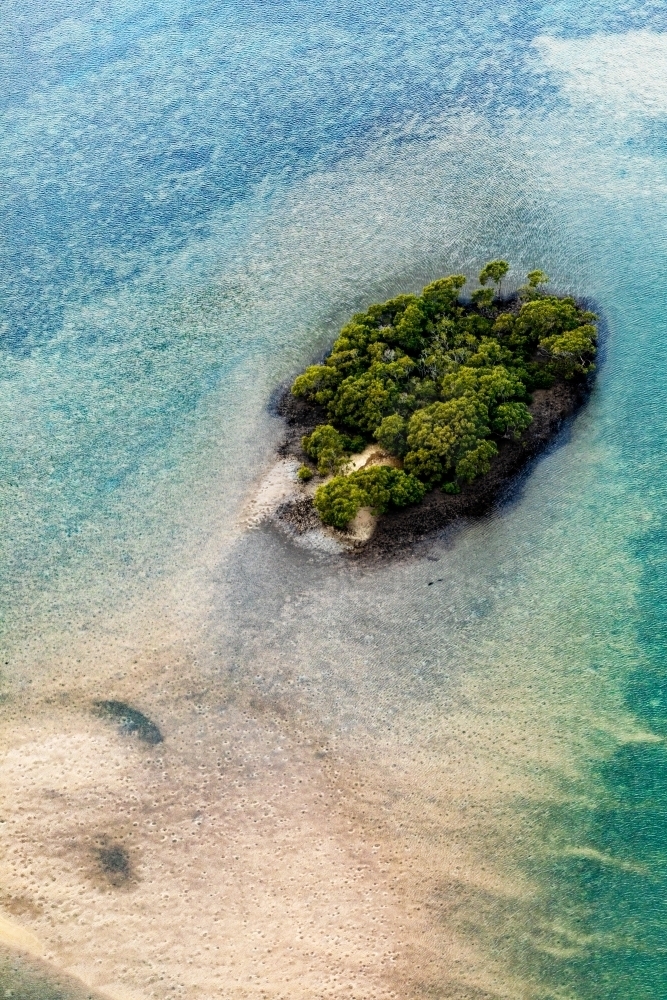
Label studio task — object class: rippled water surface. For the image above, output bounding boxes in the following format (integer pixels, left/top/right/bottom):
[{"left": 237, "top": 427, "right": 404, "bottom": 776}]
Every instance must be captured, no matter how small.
[{"left": 2, "top": 1, "right": 667, "bottom": 997}]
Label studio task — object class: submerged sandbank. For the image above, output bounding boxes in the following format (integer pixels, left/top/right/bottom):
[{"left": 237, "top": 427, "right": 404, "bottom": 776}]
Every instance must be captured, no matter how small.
[{"left": 0, "top": 492, "right": 633, "bottom": 1000}]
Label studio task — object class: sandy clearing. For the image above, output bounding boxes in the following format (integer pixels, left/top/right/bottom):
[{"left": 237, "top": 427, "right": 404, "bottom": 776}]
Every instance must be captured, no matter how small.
[{"left": 0, "top": 912, "right": 43, "bottom": 957}]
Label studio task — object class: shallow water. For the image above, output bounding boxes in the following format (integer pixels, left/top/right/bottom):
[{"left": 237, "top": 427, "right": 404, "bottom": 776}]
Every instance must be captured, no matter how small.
[{"left": 2, "top": 1, "right": 667, "bottom": 997}]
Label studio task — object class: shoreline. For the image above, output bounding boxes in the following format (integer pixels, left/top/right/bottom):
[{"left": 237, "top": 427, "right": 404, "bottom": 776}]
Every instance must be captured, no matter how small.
[{"left": 272, "top": 373, "right": 592, "bottom": 560}]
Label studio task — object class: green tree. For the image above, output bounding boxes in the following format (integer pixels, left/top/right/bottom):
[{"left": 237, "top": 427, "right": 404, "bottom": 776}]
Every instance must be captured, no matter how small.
[
  {"left": 440, "top": 367, "right": 481, "bottom": 401},
  {"left": 404, "top": 397, "right": 491, "bottom": 484},
  {"left": 515, "top": 297, "right": 585, "bottom": 340},
  {"left": 492, "top": 312, "right": 516, "bottom": 340},
  {"left": 366, "top": 293, "right": 419, "bottom": 328},
  {"left": 325, "top": 348, "right": 365, "bottom": 379},
  {"left": 302, "top": 424, "right": 348, "bottom": 475},
  {"left": 477, "top": 366, "right": 526, "bottom": 407},
  {"left": 291, "top": 364, "right": 342, "bottom": 406},
  {"left": 374, "top": 413, "right": 408, "bottom": 456},
  {"left": 526, "top": 269, "right": 549, "bottom": 289},
  {"left": 393, "top": 301, "right": 428, "bottom": 352},
  {"left": 455, "top": 439, "right": 498, "bottom": 481},
  {"left": 518, "top": 276, "right": 546, "bottom": 301},
  {"left": 539, "top": 324, "right": 597, "bottom": 378},
  {"left": 471, "top": 288, "right": 495, "bottom": 310},
  {"left": 313, "top": 466, "right": 425, "bottom": 528},
  {"left": 383, "top": 468, "right": 426, "bottom": 507},
  {"left": 313, "top": 477, "right": 367, "bottom": 528},
  {"left": 331, "top": 321, "right": 373, "bottom": 354},
  {"left": 440, "top": 364, "right": 524, "bottom": 409},
  {"left": 467, "top": 337, "right": 514, "bottom": 369},
  {"left": 491, "top": 401, "right": 533, "bottom": 439},
  {"left": 479, "top": 260, "right": 510, "bottom": 298},
  {"left": 329, "top": 359, "right": 413, "bottom": 433},
  {"left": 421, "top": 275, "right": 467, "bottom": 319}
]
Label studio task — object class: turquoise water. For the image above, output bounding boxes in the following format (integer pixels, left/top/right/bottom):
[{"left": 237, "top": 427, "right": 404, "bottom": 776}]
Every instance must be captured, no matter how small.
[{"left": 3, "top": 1, "right": 667, "bottom": 997}]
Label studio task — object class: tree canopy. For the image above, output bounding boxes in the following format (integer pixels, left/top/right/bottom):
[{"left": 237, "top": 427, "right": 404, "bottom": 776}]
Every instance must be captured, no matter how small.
[
  {"left": 292, "top": 262, "right": 597, "bottom": 528},
  {"left": 313, "top": 466, "right": 426, "bottom": 529},
  {"left": 479, "top": 259, "right": 509, "bottom": 295}
]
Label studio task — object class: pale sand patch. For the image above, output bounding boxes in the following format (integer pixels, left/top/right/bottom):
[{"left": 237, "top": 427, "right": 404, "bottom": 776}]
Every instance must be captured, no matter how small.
[
  {"left": 345, "top": 444, "right": 399, "bottom": 473},
  {"left": 0, "top": 626, "right": 574, "bottom": 1000},
  {"left": 0, "top": 912, "right": 43, "bottom": 957},
  {"left": 0, "top": 510, "right": 635, "bottom": 1000},
  {"left": 344, "top": 506, "right": 378, "bottom": 543},
  {"left": 0, "top": 706, "right": 415, "bottom": 999},
  {"left": 0, "top": 620, "right": 549, "bottom": 1000},
  {"left": 241, "top": 447, "right": 398, "bottom": 552},
  {"left": 240, "top": 458, "right": 301, "bottom": 527}
]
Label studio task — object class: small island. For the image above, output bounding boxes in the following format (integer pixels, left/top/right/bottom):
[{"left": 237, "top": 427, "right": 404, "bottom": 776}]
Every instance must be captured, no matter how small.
[{"left": 276, "top": 261, "right": 597, "bottom": 556}]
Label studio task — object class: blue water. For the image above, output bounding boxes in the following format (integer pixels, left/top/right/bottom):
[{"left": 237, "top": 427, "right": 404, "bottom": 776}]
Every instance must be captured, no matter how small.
[{"left": 3, "top": 0, "right": 667, "bottom": 996}]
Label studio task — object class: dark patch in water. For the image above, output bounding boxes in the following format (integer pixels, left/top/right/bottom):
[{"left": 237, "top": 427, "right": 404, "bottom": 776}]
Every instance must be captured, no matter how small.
[
  {"left": 94, "top": 840, "right": 132, "bottom": 887},
  {"left": 93, "top": 700, "right": 163, "bottom": 744}
]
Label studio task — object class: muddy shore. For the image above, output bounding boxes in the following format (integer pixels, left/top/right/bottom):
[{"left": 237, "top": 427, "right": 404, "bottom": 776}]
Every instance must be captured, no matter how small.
[{"left": 274, "top": 375, "right": 592, "bottom": 559}]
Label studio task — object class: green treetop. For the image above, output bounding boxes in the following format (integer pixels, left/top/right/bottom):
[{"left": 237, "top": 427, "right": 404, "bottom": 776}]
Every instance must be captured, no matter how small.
[
  {"left": 291, "top": 262, "right": 597, "bottom": 528},
  {"left": 478, "top": 259, "right": 510, "bottom": 298}
]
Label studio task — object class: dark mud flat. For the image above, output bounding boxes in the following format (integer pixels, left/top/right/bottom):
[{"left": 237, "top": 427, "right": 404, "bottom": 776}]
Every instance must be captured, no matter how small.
[
  {"left": 275, "top": 378, "right": 591, "bottom": 560},
  {"left": 275, "top": 390, "right": 328, "bottom": 459}
]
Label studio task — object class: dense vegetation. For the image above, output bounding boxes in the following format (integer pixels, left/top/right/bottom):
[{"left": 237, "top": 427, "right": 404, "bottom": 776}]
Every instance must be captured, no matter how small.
[{"left": 291, "top": 262, "right": 597, "bottom": 529}]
